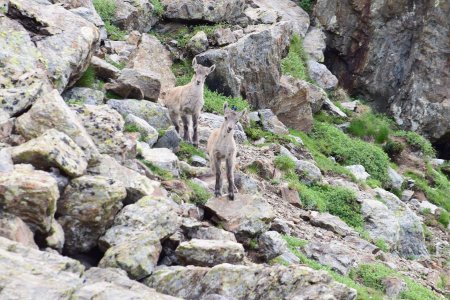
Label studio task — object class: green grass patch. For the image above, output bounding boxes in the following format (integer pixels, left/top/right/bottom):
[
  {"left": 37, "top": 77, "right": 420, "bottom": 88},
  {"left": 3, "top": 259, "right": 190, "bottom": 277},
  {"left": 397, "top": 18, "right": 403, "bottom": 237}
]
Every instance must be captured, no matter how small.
[
  {"left": 105, "top": 91, "right": 121, "bottom": 99},
  {"left": 75, "top": 66, "right": 96, "bottom": 88},
  {"left": 105, "top": 56, "right": 126, "bottom": 70},
  {"left": 150, "top": 0, "right": 164, "bottom": 16},
  {"left": 297, "top": 0, "right": 314, "bottom": 13},
  {"left": 309, "top": 121, "right": 390, "bottom": 185},
  {"left": 281, "top": 35, "right": 310, "bottom": 81},
  {"left": 124, "top": 123, "right": 139, "bottom": 133},
  {"left": 374, "top": 239, "right": 389, "bottom": 252},
  {"left": 187, "top": 180, "right": 212, "bottom": 205},
  {"left": 177, "top": 141, "right": 207, "bottom": 163},
  {"left": 383, "top": 139, "right": 405, "bottom": 159},
  {"left": 314, "top": 111, "right": 347, "bottom": 125},
  {"left": 152, "top": 24, "right": 225, "bottom": 49},
  {"left": 93, "top": 0, "right": 126, "bottom": 40},
  {"left": 405, "top": 166, "right": 450, "bottom": 212},
  {"left": 351, "top": 263, "right": 440, "bottom": 300},
  {"left": 204, "top": 88, "right": 249, "bottom": 115},
  {"left": 347, "top": 112, "right": 391, "bottom": 144},
  {"left": 283, "top": 235, "right": 308, "bottom": 248},
  {"left": 438, "top": 210, "right": 449, "bottom": 228},
  {"left": 394, "top": 131, "right": 436, "bottom": 157},
  {"left": 245, "top": 121, "right": 297, "bottom": 145},
  {"left": 274, "top": 155, "right": 297, "bottom": 172},
  {"left": 140, "top": 160, "right": 173, "bottom": 181}
]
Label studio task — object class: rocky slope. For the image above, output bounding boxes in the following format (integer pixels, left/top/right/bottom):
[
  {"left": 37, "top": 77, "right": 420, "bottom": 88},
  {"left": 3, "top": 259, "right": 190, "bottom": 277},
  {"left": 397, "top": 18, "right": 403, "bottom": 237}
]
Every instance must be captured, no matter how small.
[{"left": 0, "top": 0, "right": 449, "bottom": 299}]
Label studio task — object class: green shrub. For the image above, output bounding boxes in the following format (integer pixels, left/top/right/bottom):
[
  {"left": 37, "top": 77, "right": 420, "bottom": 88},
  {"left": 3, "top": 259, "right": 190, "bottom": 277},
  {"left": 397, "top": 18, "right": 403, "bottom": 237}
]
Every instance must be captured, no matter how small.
[
  {"left": 105, "top": 56, "right": 126, "bottom": 70},
  {"left": 348, "top": 112, "right": 391, "bottom": 144},
  {"left": 124, "top": 123, "right": 139, "bottom": 133},
  {"left": 310, "top": 122, "right": 390, "bottom": 184},
  {"left": 274, "top": 155, "right": 297, "bottom": 172},
  {"left": 204, "top": 88, "right": 249, "bottom": 114},
  {"left": 314, "top": 111, "right": 347, "bottom": 125},
  {"left": 297, "top": 0, "right": 314, "bottom": 13},
  {"left": 281, "top": 35, "right": 310, "bottom": 81},
  {"left": 245, "top": 121, "right": 297, "bottom": 145},
  {"left": 383, "top": 139, "right": 405, "bottom": 158},
  {"left": 394, "top": 131, "right": 436, "bottom": 157},
  {"left": 172, "top": 60, "right": 194, "bottom": 86},
  {"left": 438, "top": 210, "right": 449, "bottom": 228},
  {"left": 177, "top": 141, "right": 207, "bottom": 163},
  {"left": 187, "top": 180, "right": 212, "bottom": 205},
  {"left": 282, "top": 235, "right": 308, "bottom": 248},
  {"left": 75, "top": 66, "right": 96, "bottom": 88},
  {"left": 150, "top": 0, "right": 164, "bottom": 16},
  {"left": 366, "top": 178, "right": 382, "bottom": 188},
  {"left": 93, "top": 0, "right": 126, "bottom": 40},
  {"left": 105, "top": 91, "right": 121, "bottom": 99},
  {"left": 375, "top": 239, "right": 389, "bottom": 252},
  {"left": 140, "top": 160, "right": 173, "bottom": 181}
]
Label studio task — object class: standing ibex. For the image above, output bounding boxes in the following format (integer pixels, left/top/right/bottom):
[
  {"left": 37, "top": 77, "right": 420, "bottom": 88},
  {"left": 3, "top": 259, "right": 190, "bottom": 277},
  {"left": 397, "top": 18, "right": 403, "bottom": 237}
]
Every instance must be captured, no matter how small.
[
  {"left": 159, "top": 58, "right": 215, "bottom": 147},
  {"left": 207, "top": 102, "right": 246, "bottom": 200}
]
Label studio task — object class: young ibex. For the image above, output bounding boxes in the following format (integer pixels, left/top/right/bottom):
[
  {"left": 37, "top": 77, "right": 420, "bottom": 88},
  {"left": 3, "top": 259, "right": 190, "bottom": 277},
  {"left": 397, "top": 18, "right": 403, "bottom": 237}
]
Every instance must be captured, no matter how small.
[
  {"left": 159, "top": 58, "right": 215, "bottom": 147},
  {"left": 207, "top": 102, "right": 246, "bottom": 200}
]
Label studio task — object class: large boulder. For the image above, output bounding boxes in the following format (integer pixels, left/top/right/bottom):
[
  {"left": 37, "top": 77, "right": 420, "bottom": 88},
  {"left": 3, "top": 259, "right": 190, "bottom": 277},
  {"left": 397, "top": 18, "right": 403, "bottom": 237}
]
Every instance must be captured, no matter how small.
[
  {"left": 90, "top": 56, "right": 120, "bottom": 81},
  {"left": 145, "top": 264, "right": 356, "bottom": 299},
  {"left": 0, "top": 168, "right": 59, "bottom": 234},
  {"left": 251, "top": 0, "right": 309, "bottom": 37},
  {"left": 127, "top": 34, "right": 176, "bottom": 93},
  {"left": 0, "top": 213, "right": 38, "bottom": 249},
  {"left": 303, "top": 27, "right": 326, "bottom": 62},
  {"left": 71, "top": 104, "right": 130, "bottom": 160},
  {"left": 111, "top": 0, "right": 157, "bottom": 32},
  {"left": 11, "top": 129, "right": 87, "bottom": 178},
  {"left": 204, "top": 195, "right": 275, "bottom": 240},
  {"left": 57, "top": 175, "right": 126, "bottom": 254},
  {"left": 125, "top": 114, "right": 159, "bottom": 147},
  {"left": 306, "top": 211, "right": 356, "bottom": 237},
  {"left": 139, "top": 146, "right": 180, "bottom": 177},
  {"left": 99, "top": 232, "right": 162, "bottom": 280},
  {"left": 105, "top": 68, "right": 161, "bottom": 101},
  {"left": 15, "top": 90, "right": 100, "bottom": 163},
  {"left": 196, "top": 22, "right": 293, "bottom": 109},
  {"left": 62, "top": 87, "right": 105, "bottom": 105},
  {"left": 161, "top": 0, "right": 246, "bottom": 23},
  {"left": 0, "top": 237, "right": 179, "bottom": 299},
  {"left": 99, "top": 196, "right": 181, "bottom": 251},
  {"left": 270, "top": 75, "right": 313, "bottom": 132},
  {"left": 0, "top": 17, "right": 51, "bottom": 117},
  {"left": 307, "top": 60, "right": 338, "bottom": 90},
  {"left": 108, "top": 99, "right": 172, "bottom": 130},
  {"left": 314, "top": 0, "right": 450, "bottom": 146},
  {"left": 186, "top": 226, "right": 237, "bottom": 242},
  {"left": 258, "top": 231, "right": 288, "bottom": 261},
  {"left": 8, "top": 0, "right": 100, "bottom": 91},
  {"left": 176, "top": 239, "right": 245, "bottom": 267},
  {"left": 88, "top": 154, "right": 162, "bottom": 204}
]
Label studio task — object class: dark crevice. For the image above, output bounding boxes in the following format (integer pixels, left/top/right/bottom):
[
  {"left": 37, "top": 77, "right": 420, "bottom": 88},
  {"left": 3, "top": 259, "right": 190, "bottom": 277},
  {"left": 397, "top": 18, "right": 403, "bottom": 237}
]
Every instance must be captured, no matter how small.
[
  {"left": 7, "top": 3, "right": 52, "bottom": 36},
  {"left": 433, "top": 133, "right": 450, "bottom": 160}
]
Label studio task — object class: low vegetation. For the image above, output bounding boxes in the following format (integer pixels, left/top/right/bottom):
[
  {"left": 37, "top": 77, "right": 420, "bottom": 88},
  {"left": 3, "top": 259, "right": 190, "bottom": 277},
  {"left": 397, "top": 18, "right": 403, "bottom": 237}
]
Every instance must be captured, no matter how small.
[
  {"left": 281, "top": 35, "right": 310, "bottom": 82},
  {"left": 347, "top": 112, "right": 391, "bottom": 144},
  {"left": 150, "top": 0, "right": 164, "bottom": 17},
  {"left": 394, "top": 130, "right": 436, "bottom": 157},
  {"left": 93, "top": 0, "right": 126, "bottom": 40},
  {"left": 177, "top": 141, "right": 207, "bottom": 163},
  {"left": 140, "top": 160, "right": 173, "bottom": 181},
  {"left": 297, "top": 0, "right": 315, "bottom": 14},
  {"left": 187, "top": 180, "right": 212, "bottom": 205},
  {"left": 75, "top": 66, "right": 96, "bottom": 88}
]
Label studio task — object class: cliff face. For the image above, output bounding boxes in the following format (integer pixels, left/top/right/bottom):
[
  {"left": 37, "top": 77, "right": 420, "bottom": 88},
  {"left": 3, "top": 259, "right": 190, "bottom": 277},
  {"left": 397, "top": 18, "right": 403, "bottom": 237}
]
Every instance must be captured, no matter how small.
[{"left": 314, "top": 0, "right": 450, "bottom": 151}]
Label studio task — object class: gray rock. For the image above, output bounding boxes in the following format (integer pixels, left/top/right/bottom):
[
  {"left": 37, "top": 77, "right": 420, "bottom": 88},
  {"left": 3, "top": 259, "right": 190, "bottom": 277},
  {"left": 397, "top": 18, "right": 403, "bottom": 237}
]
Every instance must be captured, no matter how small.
[
  {"left": 383, "top": 277, "right": 407, "bottom": 299},
  {"left": 99, "top": 232, "right": 162, "bottom": 280},
  {"left": 57, "top": 175, "right": 126, "bottom": 254},
  {"left": 15, "top": 90, "right": 100, "bottom": 163},
  {"left": 322, "top": 98, "right": 348, "bottom": 118},
  {"left": 99, "top": 196, "right": 181, "bottom": 251},
  {"left": 257, "top": 109, "right": 289, "bottom": 135},
  {"left": 191, "top": 155, "right": 208, "bottom": 167},
  {"left": 45, "top": 220, "right": 65, "bottom": 253},
  {"left": 251, "top": 0, "right": 309, "bottom": 37},
  {"left": 418, "top": 201, "right": 439, "bottom": 214},
  {"left": 340, "top": 101, "right": 359, "bottom": 112},
  {"left": 105, "top": 68, "right": 161, "bottom": 101},
  {"left": 0, "top": 168, "right": 59, "bottom": 234},
  {"left": 108, "top": 99, "right": 172, "bottom": 130},
  {"left": 111, "top": 0, "right": 157, "bottom": 32},
  {"left": 90, "top": 56, "right": 120, "bottom": 81},
  {"left": 162, "top": 0, "right": 246, "bottom": 23},
  {"left": 198, "top": 113, "right": 247, "bottom": 144},
  {"left": 258, "top": 231, "right": 288, "bottom": 260},
  {"left": 234, "top": 172, "right": 259, "bottom": 193},
  {"left": 88, "top": 154, "right": 162, "bottom": 204},
  {"left": 11, "top": 129, "right": 87, "bottom": 178},
  {"left": 387, "top": 166, "right": 404, "bottom": 190},
  {"left": 307, "top": 211, "right": 357, "bottom": 237},
  {"left": 176, "top": 239, "right": 245, "bottom": 267},
  {"left": 186, "top": 227, "right": 237, "bottom": 242},
  {"left": 204, "top": 195, "right": 275, "bottom": 240},
  {"left": 196, "top": 22, "right": 292, "bottom": 109},
  {"left": 296, "top": 160, "right": 322, "bottom": 184},
  {"left": 125, "top": 114, "right": 159, "bottom": 147},
  {"left": 270, "top": 218, "right": 291, "bottom": 235},
  {"left": 345, "top": 165, "right": 370, "bottom": 181},
  {"left": 0, "top": 148, "right": 14, "bottom": 173},
  {"left": 214, "top": 28, "right": 237, "bottom": 46},
  {"left": 62, "top": 87, "right": 105, "bottom": 105},
  {"left": 145, "top": 264, "right": 356, "bottom": 299},
  {"left": 244, "top": 7, "right": 279, "bottom": 25},
  {"left": 307, "top": 60, "right": 338, "bottom": 90},
  {"left": 187, "top": 31, "right": 209, "bottom": 55},
  {"left": 139, "top": 145, "right": 180, "bottom": 177},
  {"left": 303, "top": 27, "right": 326, "bottom": 62},
  {"left": 154, "top": 127, "right": 181, "bottom": 152},
  {"left": 0, "top": 212, "right": 38, "bottom": 249},
  {"left": 401, "top": 190, "right": 415, "bottom": 202}
]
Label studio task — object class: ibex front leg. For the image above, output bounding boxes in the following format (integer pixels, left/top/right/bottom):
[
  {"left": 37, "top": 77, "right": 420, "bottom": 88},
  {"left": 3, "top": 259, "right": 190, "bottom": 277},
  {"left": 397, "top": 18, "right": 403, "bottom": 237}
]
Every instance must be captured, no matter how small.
[
  {"left": 181, "top": 115, "right": 191, "bottom": 143},
  {"left": 192, "top": 112, "right": 199, "bottom": 148},
  {"left": 214, "top": 157, "right": 223, "bottom": 197},
  {"left": 226, "top": 157, "right": 235, "bottom": 200}
]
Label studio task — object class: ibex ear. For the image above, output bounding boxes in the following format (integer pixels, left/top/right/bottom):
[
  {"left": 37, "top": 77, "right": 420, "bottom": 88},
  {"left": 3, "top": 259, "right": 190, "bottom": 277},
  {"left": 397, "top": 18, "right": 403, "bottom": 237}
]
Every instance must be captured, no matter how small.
[
  {"left": 209, "top": 64, "right": 216, "bottom": 73},
  {"left": 223, "top": 102, "right": 229, "bottom": 112},
  {"left": 192, "top": 57, "right": 198, "bottom": 68},
  {"left": 239, "top": 108, "right": 248, "bottom": 119}
]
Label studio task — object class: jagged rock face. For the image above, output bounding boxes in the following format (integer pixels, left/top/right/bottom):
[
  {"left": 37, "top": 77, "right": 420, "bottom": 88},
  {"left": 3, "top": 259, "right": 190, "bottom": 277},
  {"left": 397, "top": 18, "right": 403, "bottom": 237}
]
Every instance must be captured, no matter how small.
[
  {"left": 145, "top": 264, "right": 357, "bottom": 300},
  {"left": 7, "top": 0, "right": 100, "bottom": 91},
  {"left": 0, "top": 213, "right": 38, "bottom": 249},
  {"left": 62, "top": 87, "right": 105, "bottom": 105},
  {"left": 15, "top": 90, "right": 100, "bottom": 163},
  {"left": 161, "top": 0, "right": 246, "bottom": 23},
  {"left": 111, "top": 0, "right": 157, "bottom": 32},
  {"left": 10, "top": 129, "right": 88, "bottom": 178},
  {"left": 57, "top": 175, "right": 126, "bottom": 254},
  {"left": 0, "top": 237, "right": 180, "bottom": 299},
  {"left": 105, "top": 68, "right": 161, "bottom": 101},
  {"left": 314, "top": 0, "right": 450, "bottom": 144},
  {"left": 196, "top": 22, "right": 293, "bottom": 109},
  {"left": 0, "top": 168, "right": 59, "bottom": 234}
]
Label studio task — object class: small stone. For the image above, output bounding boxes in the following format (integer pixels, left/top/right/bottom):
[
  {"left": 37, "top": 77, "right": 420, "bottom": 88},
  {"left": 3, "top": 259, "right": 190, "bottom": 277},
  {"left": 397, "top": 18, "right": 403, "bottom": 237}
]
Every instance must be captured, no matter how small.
[
  {"left": 191, "top": 155, "right": 207, "bottom": 167},
  {"left": 280, "top": 185, "right": 302, "bottom": 208},
  {"left": 258, "top": 231, "right": 288, "bottom": 261},
  {"left": 345, "top": 165, "right": 370, "bottom": 181},
  {"left": 154, "top": 127, "right": 181, "bottom": 152},
  {"left": 0, "top": 212, "right": 38, "bottom": 249},
  {"left": 139, "top": 145, "right": 180, "bottom": 177},
  {"left": 401, "top": 190, "right": 415, "bottom": 202},
  {"left": 270, "top": 218, "right": 291, "bottom": 235},
  {"left": 187, "top": 31, "right": 209, "bottom": 55}
]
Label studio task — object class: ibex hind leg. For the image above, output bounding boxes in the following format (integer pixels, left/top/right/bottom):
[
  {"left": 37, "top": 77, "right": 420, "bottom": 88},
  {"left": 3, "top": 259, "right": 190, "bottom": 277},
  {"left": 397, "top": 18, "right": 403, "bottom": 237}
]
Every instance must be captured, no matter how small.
[
  {"left": 226, "top": 157, "right": 235, "bottom": 200},
  {"left": 214, "top": 157, "right": 223, "bottom": 197},
  {"left": 181, "top": 115, "right": 191, "bottom": 143}
]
